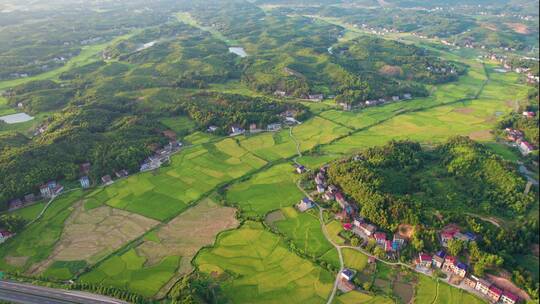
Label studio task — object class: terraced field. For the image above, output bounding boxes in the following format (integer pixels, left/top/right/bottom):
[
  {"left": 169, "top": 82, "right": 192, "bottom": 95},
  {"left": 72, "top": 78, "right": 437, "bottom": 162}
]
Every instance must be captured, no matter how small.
[
  {"left": 84, "top": 138, "right": 266, "bottom": 221},
  {"left": 194, "top": 222, "right": 334, "bottom": 304},
  {"left": 226, "top": 163, "right": 304, "bottom": 216}
]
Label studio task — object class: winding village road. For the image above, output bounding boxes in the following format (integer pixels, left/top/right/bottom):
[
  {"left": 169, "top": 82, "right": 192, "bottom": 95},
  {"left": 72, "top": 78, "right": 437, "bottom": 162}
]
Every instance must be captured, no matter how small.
[{"left": 289, "top": 126, "right": 495, "bottom": 304}]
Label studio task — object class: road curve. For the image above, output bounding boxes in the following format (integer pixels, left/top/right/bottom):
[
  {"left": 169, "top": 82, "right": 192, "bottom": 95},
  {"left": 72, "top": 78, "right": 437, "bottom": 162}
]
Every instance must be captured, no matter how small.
[{"left": 0, "top": 280, "right": 128, "bottom": 304}]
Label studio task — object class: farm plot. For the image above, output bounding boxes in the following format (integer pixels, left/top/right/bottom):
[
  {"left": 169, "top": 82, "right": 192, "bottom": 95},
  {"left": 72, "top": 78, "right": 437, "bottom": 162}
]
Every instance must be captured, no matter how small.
[
  {"left": 135, "top": 198, "right": 238, "bottom": 276},
  {"left": 239, "top": 129, "right": 298, "bottom": 161},
  {"left": 0, "top": 190, "right": 84, "bottom": 272},
  {"left": 79, "top": 249, "right": 180, "bottom": 298},
  {"left": 88, "top": 138, "right": 266, "bottom": 221},
  {"left": 415, "top": 276, "right": 485, "bottom": 304},
  {"left": 35, "top": 201, "right": 159, "bottom": 279},
  {"left": 274, "top": 207, "right": 335, "bottom": 257},
  {"left": 195, "top": 222, "right": 334, "bottom": 304},
  {"left": 239, "top": 116, "right": 351, "bottom": 161},
  {"left": 333, "top": 291, "right": 393, "bottom": 304},
  {"left": 225, "top": 163, "right": 304, "bottom": 217},
  {"left": 342, "top": 248, "right": 368, "bottom": 272},
  {"left": 321, "top": 94, "right": 518, "bottom": 155}
]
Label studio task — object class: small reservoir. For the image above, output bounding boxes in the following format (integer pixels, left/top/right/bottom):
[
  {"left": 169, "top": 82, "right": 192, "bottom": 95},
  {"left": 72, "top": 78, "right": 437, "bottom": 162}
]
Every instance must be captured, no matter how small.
[
  {"left": 229, "top": 47, "right": 248, "bottom": 58},
  {"left": 0, "top": 112, "right": 34, "bottom": 124}
]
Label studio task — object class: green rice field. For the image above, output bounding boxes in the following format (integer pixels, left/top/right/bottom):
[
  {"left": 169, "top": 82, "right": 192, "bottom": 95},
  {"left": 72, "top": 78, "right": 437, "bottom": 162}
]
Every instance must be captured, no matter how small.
[
  {"left": 225, "top": 163, "right": 303, "bottom": 216},
  {"left": 80, "top": 249, "right": 180, "bottom": 297},
  {"left": 195, "top": 222, "right": 334, "bottom": 304}
]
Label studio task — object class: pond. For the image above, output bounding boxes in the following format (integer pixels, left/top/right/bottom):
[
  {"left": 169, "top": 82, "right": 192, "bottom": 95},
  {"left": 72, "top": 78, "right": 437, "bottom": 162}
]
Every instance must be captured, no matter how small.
[
  {"left": 229, "top": 47, "right": 248, "bottom": 58},
  {"left": 0, "top": 112, "right": 34, "bottom": 124},
  {"left": 137, "top": 41, "right": 157, "bottom": 51}
]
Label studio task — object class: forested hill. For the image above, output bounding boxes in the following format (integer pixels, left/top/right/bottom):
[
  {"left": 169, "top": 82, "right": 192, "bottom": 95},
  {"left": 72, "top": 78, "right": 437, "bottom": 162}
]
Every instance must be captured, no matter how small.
[{"left": 327, "top": 137, "right": 538, "bottom": 295}]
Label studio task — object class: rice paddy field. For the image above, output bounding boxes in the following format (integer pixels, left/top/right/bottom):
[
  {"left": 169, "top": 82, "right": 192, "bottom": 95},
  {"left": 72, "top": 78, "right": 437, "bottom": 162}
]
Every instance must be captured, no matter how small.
[
  {"left": 84, "top": 138, "right": 266, "bottom": 221},
  {"left": 333, "top": 291, "right": 393, "bottom": 304},
  {"left": 225, "top": 163, "right": 304, "bottom": 216},
  {"left": 194, "top": 221, "right": 334, "bottom": 304},
  {"left": 274, "top": 207, "right": 335, "bottom": 258},
  {"left": 0, "top": 21, "right": 531, "bottom": 302},
  {"left": 342, "top": 248, "right": 369, "bottom": 272},
  {"left": 79, "top": 249, "right": 181, "bottom": 297},
  {"left": 415, "top": 276, "right": 486, "bottom": 304},
  {"left": 0, "top": 190, "right": 85, "bottom": 272}
]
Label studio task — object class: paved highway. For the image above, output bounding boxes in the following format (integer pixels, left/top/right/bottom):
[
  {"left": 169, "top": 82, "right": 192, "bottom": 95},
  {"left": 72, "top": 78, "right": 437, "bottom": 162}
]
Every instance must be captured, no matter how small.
[{"left": 0, "top": 280, "right": 128, "bottom": 304}]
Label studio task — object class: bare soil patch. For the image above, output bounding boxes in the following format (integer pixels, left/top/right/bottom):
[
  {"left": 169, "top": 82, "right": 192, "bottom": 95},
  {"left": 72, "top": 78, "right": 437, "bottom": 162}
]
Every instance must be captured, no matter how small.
[
  {"left": 468, "top": 130, "right": 492, "bottom": 140},
  {"left": 481, "top": 23, "right": 499, "bottom": 31},
  {"left": 397, "top": 224, "right": 414, "bottom": 239},
  {"left": 453, "top": 107, "right": 474, "bottom": 115},
  {"left": 487, "top": 273, "right": 531, "bottom": 300},
  {"left": 393, "top": 281, "right": 414, "bottom": 303},
  {"left": 5, "top": 256, "right": 28, "bottom": 267},
  {"left": 379, "top": 65, "right": 403, "bottom": 77},
  {"left": 29, "top": 200, "right": 158, "bottom": 274},
  {"left": 265, "top": 210, "right": 285, "bottom": 230},
  {"left": 136, "top": 198, "right": 238, "bottom": 269},
  {"left": 505, "top": 23, "right": 530, "bottom": 34}
]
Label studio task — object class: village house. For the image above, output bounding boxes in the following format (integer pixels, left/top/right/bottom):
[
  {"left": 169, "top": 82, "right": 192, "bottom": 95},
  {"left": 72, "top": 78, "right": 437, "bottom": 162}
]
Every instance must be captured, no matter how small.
[
  {"left": 475, "top": 278, "right": 492, "bottom": 295},
  {"left": 334, "top": 192, "right": 349, "bottom": 208},
  {"left": 487, "top": 285, "right": 503, "bottom": 303},
  {"left": 340, "top": 268, "right": 355, "bottom": 281},
  {"left": 295, "top": 165, "right": 306, "bottom": 174},
  {"left": 297, "top": 197, "right": 315, "bottom": 212},
  {"left": 249, "top": 123, "right": 259, "bottom": 133},
  {"left": 418, "top": 253, "right": 433, "bottom": 268},
  {"left": 308, "top": 94, "right": 324, "bottom": 102},
  {"left": 267, "top": 123, "right": 282, "bottom": 131},
  {"left": 316, "top": 184, "right": 325, "bottom": 193},
  {"left": 453, "top": 262, "right": 467, "bottom": 278},
  {"left": 392, "top": 234, "right": 406, "bottom": 251},
  {"left": 403, "top": 93, "right": 412, "bottom": 100},
  {"left": 353, "top": 216, "right": 363, "bottom": 228},
  {"left": 384, "top": 240, "right": 393, "bottom": 252},
  {"left": 101, "top": 175, "right": 113, "bottom": 185},
  {"left": 207, "top": 125, "right": 219, "bottom": 133},
  {"left": 432, "top": 251, "right": 446, "bottom": 268},
  {"left": 519, "top": 141, "right": 534, "bottom": 155},
  {"left": 80, "top": 176, "right": 91, "bottom": 189},
  {"left": 454, "top": 231, "right": 476, "bottom": 243},
  {"left": 392, "top": 96, "right": 400, "bottom": 101},
  {"left": 505, "top": 128, "right": 524, "bottom": 142},
  {"left": 115, "top": 170, "right": 129, "bottom": 178},
  {"left": 323, "top": 191, "right": 335, "bottom": 201},
  {"left": 39, "top": 184, "right": 52, "bottom": 198},
  {"left": 464, "top": 275, "right": 478, "bottom": 289},
  {"left": 230, "top": 126, "right": 245, "bottom": 136},
  {"left": 315, "top": 173, "right": 325, "bottom": 185},
  {"left": 24, "top": 194, "right": 35, "bottom": 203},
  {"left": 442, "top": 256, "right": 457, "bottom": 272},
  {"left": 500, "top": 291, "right": 519, "bottom": 304},
  {"left": 274, "top": 90, "right": 287, "bottom": 97},
  {"left": 0, "top": 230, "right": 13, "bottom": 243},
  {"left": 358, "top": 222, "right": 377, "bottom": 236},
  {"left": 8, "top": 199, "right": 23, "bottom": 211},
  {"left": 80, "top": 162, "right": 91, "bottom": 175},
  {"left": 440, "top": 230, "right": 456, "bottom": 247},
  {"left": 522, "top": 111, "right": 536, "bottom": 118},
  {"left": 374, "top": 232, "right": 386, "bottom": 246},
  {"left": 328, "top": 185, "right": 338, "bottom": 193}
]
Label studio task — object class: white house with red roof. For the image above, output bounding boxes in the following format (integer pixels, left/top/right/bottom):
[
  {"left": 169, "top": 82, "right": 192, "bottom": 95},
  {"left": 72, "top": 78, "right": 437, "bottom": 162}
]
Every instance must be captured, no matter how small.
[
  {"left": 522, "top": 111, "right": 536, "bottom": 118},
  {"left": 373, "top": 232, "right": 386, "bottom": 246}
]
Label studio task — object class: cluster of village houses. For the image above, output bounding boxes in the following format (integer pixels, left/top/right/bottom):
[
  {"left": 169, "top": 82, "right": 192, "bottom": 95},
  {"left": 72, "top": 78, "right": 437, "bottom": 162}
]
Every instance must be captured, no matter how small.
[
  {"left": 294, "top": 164, "right": 522, "bottom": 303},
  {"left": 482, "top": 53, "right": 540, "bottom": 84},
  {"left": 416, "top": 225, "right": 521, "bottom": 304},
  {"left": 273, "top": 89, "right": 414, "bottom": 112},
  {"left": 504, "top": 112, "right": 537, "bottom": 156},
  {"left": 6, "top": 140, "right": 183, "bottom": 216}
]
